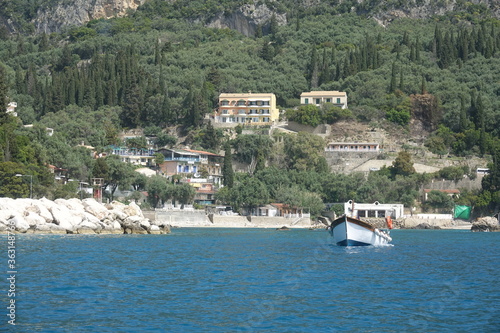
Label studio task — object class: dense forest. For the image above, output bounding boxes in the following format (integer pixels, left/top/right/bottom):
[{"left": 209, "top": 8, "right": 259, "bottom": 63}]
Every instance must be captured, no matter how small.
[{"left": 0, "top": 0, "right": 499, "bottom": 216}]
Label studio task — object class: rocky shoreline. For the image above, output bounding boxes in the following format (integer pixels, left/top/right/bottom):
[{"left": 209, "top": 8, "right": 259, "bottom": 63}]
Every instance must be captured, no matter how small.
[{"left": 0, "top": 198, "right": 171, "bottom": 235}]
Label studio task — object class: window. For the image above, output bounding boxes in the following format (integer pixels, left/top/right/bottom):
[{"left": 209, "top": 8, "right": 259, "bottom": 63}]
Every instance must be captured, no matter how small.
[
  {"left": 315, "top": 98, "right": 321, "bottom": 104},
  {"left": 262, "top": 101, "right": 270, "bottom": 105},
  {"left": 222, "top": 110, "right": 228, "bottom": 114},
  {"left": 237, "top": 100, "right": 246, "bottom": 106},
  {"left": 304, "top": 98, "right": 309, "bottom": 104},
  {"left": 337, "top": 98, "right": 341, "bottom": 104},
  {"left": 221, "top": 100, "right": 229, "bottom": 106},
  {"left": 253, "top": 118, "right": 258, "bottom": 122},
  {"left": 326, "top": 98, "right": 331, "bottom": 103}
]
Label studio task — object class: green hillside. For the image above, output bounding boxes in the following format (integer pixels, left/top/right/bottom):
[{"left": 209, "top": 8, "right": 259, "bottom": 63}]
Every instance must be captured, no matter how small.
[{"left": 0, "top": 1, "right": 499, "bottom": 215}]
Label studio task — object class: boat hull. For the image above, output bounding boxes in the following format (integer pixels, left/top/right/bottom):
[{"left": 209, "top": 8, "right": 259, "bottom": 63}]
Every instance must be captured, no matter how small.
[{"left": 330, "top": 216, "right": 391, "bottom": 246}]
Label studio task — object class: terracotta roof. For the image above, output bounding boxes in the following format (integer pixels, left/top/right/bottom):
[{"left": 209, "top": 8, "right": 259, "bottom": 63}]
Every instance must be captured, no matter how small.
[
  {"left": 424, "top": 189, "right": 460, "bottom": 194},
  {"left": 184, "top": 149, "right": 222, "bottom": 157}
]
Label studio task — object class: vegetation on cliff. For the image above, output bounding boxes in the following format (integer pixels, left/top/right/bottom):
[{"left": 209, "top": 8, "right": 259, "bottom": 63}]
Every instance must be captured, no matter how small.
[{"left": 0, "top": 1, "right": 499, "bottom": 216}]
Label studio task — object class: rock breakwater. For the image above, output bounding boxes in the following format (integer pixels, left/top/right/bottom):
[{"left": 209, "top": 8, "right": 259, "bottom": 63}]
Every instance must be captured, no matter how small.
[{"left": 0, "top": 198, "right": 171, "bottom": 235}]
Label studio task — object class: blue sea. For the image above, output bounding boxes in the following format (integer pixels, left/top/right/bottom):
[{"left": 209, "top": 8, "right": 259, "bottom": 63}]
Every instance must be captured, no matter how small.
[{"left": 2, "top": 229, "right": 499, "bottom": 332}]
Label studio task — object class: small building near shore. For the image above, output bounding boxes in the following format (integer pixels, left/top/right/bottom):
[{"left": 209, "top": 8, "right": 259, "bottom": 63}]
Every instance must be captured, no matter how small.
[{"left": 344, "top": 200, "right": 404, "bottom": 219}]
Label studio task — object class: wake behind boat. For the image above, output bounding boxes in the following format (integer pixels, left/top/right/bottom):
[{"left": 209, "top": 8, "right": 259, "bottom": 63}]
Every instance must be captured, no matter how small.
[{"left": 328, "top": 215, "right": 392, "bottom": 246}]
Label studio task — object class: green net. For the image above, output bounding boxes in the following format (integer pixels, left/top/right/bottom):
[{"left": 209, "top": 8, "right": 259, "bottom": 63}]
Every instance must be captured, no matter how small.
[{"left": 454, "top": 205, "right": 471, "bottom": 219}]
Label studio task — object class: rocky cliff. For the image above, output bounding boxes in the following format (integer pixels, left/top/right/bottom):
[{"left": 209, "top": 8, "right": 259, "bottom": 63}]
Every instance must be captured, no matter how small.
[
  {"left": 34, "top": 0, "right": 147, "bottom": 34},
  {"left": 8, "top": 0, "right": 500, "bottom": 35}
]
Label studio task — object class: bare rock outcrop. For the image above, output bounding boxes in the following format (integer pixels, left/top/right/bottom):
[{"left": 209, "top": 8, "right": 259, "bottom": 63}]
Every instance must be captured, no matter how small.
[
  {"left": 471, "top": 217, "right": 500, "bottom": 232},
  {"left": 34, "top": 0, "right": 147, "bottom": 34},
  {"left": 205, "top": 2, "right": 287, "bottom": 36},
  {"left": 0, "top": 197, "right": 171, "bottom": 235}
]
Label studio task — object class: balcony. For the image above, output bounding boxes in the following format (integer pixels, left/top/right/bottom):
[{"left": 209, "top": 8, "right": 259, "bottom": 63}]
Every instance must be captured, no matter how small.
[{"left": 164, "top": 157, "right": 200, "bottom": 162}]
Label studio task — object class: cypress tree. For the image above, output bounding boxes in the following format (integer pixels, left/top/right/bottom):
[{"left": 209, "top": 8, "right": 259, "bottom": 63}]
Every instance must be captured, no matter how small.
[
  {"left": 309, "top": 45, "right": 319, "bottom": 88},
  {"left": 389, "top": 62, "right": 397, "bottom": 93},
  {"left": 122, "top": 81, "right": 141, "bottom": 127},
  {"left": 160, "top": 93, "right": 171, "bottom": 125},
  {"left": 0, "top": 64, "right": 8, "bottom": 125},
  {"left": 154, "top": 39, "right": 160, "bottom": 65},
  {"left": 409, "top": 43, "right": 415, "bottom": 62},
  {"left": 402, "top": 31, "right": 409, "bottom": 46},
  {"left": 254, "top": 150, "right": 265, "bottom": 175},
  {"left": 223, "top": 142, "right": 234, "bottom": 188},
  {"left": 260, "top": 39, "right": 274, "bottom": 62},
  {"left": 459, "top": 96, "right": 468, "bottom": 132},
  {"left": 15, "top": 66, "right": 24, "bottom": 94},
  {"left": 269, "top": 14, "right": 278, "bottom": 36},
  {"left": 38, "top": 33, "right": 49, "bottom": 52},
  {"left": 478, "top": 100, "right": 486, "bottom": 156},
  {"left": 421, "top": 75, "right": 427, "bottom": 95},
  {"left": 469, "top": 89, "right": 477, "bottom": 128},
  {"left": 399, "top": 69, "right": 404, "bottom": 91},
  {"left": 415, "top": 36, "right": 421, "bottom": 62},
  {"left": 255, "top": 24, "right": 263, "bottom": 38}
]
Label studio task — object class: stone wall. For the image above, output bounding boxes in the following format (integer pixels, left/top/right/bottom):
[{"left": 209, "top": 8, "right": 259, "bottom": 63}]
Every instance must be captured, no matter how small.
[
  {"left": 156, "top": 210, "right": 210, "bottom": 227},
  {"left": 286, "top": 121, "right": 330, "bottom": 137}
]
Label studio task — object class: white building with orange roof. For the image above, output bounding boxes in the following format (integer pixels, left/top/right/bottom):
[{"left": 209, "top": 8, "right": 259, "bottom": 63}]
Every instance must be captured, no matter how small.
[{"left": 214, "top": 92, "right": 279, "bottom": 125}]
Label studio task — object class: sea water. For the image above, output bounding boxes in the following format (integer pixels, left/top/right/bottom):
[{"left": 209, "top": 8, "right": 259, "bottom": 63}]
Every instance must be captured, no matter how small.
[{"left": 2, "top": 229, "right": 499, "bottom": 332}]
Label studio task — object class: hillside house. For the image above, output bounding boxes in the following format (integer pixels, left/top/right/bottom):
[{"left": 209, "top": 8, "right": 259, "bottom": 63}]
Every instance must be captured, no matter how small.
[
  {"left": 109, "top": 145, "right": 156, "bottom": 166},
  {"left": 300, "top": 91, "right": 348, "bottom": 109},
  {"left": 423, "top": 189, "right": 460, "bottom": 201},
  {"left": 326, "top": 142, "right": 380, "bottom": 152},
  {"left": 214, "top": 92, "right": 279, "bottom": 125},
  {"left": 6, "top": 102, "right": 17, "bottom": 116},
  {"left": 185, "top": 178, "right": 217, "bottom": 205},
  {"left": 158, "top": 148, "right": 223, "bottom": 184}
]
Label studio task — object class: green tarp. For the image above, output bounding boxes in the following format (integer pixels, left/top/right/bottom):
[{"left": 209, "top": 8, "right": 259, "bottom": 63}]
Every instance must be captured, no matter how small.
[{"left": 454, "top": 205, "right": 471, "bottom": 219}]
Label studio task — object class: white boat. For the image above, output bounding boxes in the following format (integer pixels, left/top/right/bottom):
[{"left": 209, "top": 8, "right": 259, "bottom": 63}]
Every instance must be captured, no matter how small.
[{"left": 328, "top": 215, "right": 392, "bottom": 246}]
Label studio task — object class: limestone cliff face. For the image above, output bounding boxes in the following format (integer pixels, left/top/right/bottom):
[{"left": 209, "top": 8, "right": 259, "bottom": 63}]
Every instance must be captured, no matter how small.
[
  {"left": 30, "top": 0, "right": 500, "bottom": 35},
  {"left": 35, "top": 0, "right": 147, "bottom": 34},
  {"left": 204, "top": 3, "right": 287, "bottom": 37},
  {"left": 361, "top": 0, "right": 500, "bottom": 26}
]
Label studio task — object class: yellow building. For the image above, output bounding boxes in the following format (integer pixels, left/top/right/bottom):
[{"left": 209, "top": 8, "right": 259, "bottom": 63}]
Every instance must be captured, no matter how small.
[
  {"left": 300, "top": 91, "right": 348, "bottom": 109},
  {"left": 215, "top": 93, "right": 279, "bottom": 125}
]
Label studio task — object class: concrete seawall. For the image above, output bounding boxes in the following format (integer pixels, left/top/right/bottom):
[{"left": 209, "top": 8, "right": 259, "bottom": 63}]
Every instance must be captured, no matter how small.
[{"left": 154, "top": 210, "right": 313, "bottom": 228}]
